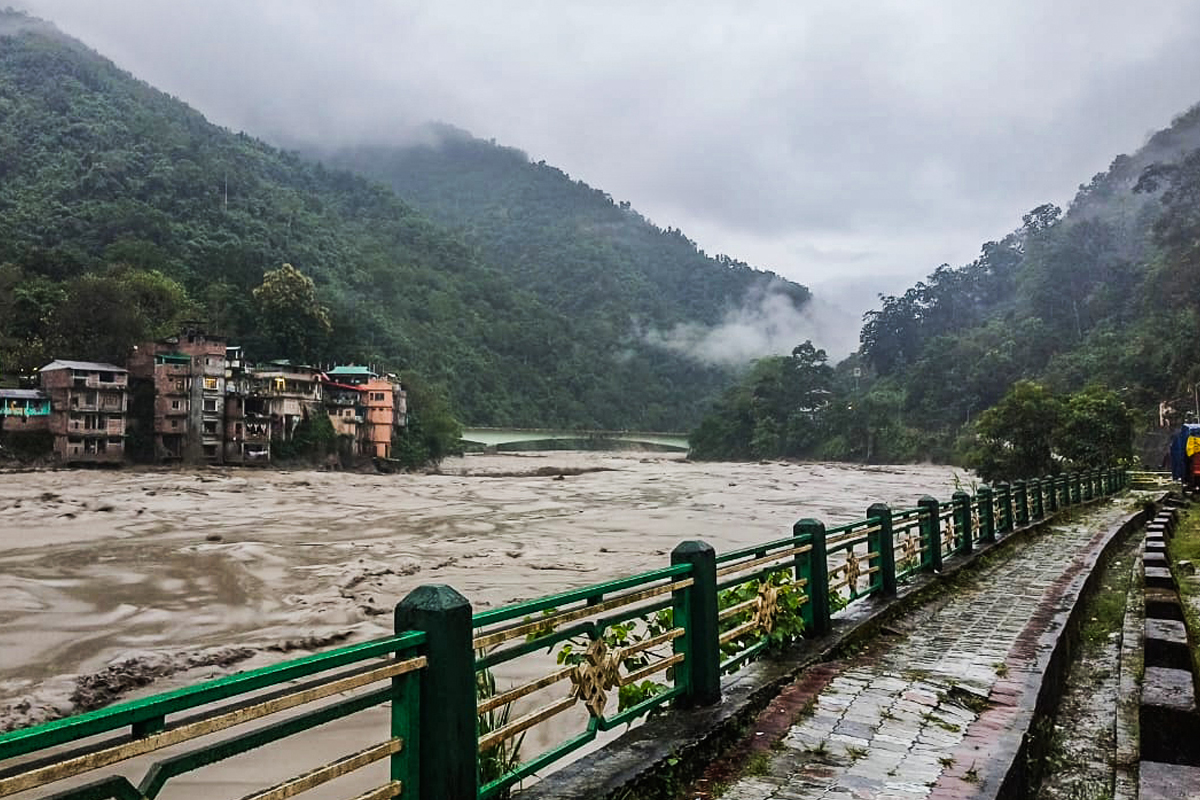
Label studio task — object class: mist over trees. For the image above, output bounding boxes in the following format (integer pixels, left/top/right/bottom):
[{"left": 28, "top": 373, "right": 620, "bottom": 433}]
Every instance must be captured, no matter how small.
[{"left": 689, "top": 104, "right": 1200, "bottom": 475}]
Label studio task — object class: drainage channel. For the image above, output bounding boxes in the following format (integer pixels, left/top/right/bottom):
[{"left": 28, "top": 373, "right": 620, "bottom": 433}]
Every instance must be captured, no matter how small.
[{"left": 1136, "top": 498, "right": 1200, "bottom": 797}]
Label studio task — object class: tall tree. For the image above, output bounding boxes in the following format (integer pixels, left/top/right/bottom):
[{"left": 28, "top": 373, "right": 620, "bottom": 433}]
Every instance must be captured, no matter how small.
[{"left": 252, "top": 263, "right": 333, "bottom": 362}]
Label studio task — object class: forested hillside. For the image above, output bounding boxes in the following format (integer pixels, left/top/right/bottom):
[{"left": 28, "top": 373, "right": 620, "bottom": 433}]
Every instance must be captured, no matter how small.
[
  {"left": 857, "top": 104, "right": 1200, "bottom": 431},
  {"left": 0, "top": 11, "right": 807, "bottom": 429},
  {"left": 691, "top": 104, "right": 1200, "bottom": 468},
  {"left": 315, "top": 126, "right": 809, "bottom": 333}
]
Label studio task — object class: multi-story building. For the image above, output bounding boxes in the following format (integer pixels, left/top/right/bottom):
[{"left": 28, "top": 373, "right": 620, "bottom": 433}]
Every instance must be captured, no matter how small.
[
  {"left": 128, "top": 326, "right": 227, "bottom": 464},
  {"left": 361, "top": 377, "right": 396, "bottom": 458},
  {"left": 392, "top": 380, "right": 408, "bottom": 432},
  {"left": 321, "top": 376, "right": 364, "bottom": 442},
  {"left": 223, "top": 346, "right": 271, "bottom": 464},
  {"left": 0, "top": 388, "right": 51, "bottom": 434},
  {"left": 249, "top": 361, "right": 323, "bottom": 441},
  {"left": 323, "top": 366, "right": 399, "bottom": 457},
  {"left": 39, "top": 360, "right": 128, "bottom": 463}
]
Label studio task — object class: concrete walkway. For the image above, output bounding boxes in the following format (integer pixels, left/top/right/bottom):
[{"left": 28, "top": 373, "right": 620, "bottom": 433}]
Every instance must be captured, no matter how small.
[{"left": 719, "top": 499, "right": 1137, "bottom": 800}]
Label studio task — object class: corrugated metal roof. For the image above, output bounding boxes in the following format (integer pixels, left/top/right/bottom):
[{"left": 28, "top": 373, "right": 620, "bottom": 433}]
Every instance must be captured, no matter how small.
[
  {"left": 0, "top": 389, "right": 48, "bottom": 400},
  {"left": 40, "top": 359, "right": 128, "bottom": 373},
  {"left": 327, "top": 365, "right": 376, "bottom": 376}
]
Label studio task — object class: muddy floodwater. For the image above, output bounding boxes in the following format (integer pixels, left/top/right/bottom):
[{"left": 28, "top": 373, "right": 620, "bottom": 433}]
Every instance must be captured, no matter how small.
[{"left": 0, "top": 451, "right": 965, "bottom": 796}]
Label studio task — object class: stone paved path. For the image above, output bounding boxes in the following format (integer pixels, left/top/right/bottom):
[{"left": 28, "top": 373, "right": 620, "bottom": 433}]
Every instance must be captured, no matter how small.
[{"left": 719, "top": 500, "right": 1134, "bottom": 800}]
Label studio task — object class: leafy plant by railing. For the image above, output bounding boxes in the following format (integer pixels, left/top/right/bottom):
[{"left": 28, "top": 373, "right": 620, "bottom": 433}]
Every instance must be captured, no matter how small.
[
  {"left": 527, "top": 606, "right": 677, "bottom": 712},
  {"left": 477, "top": 661, "right": 524, "bottom": 799},
  {"left": 718, "top": 571, "right": 806, "bottom": 657}
]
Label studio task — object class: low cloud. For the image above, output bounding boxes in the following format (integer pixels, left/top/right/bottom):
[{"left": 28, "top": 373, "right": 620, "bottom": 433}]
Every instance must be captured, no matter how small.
[{"left": 642, "top": 283, "right": 861, "bottom": 367}]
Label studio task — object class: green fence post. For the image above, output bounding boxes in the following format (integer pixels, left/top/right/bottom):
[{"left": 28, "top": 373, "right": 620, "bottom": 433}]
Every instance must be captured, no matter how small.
[
  {"left": 671, "top": 541, "right": 721, "bottom": 708},
  {"left": 1083, "top": 470, "right": 1093, "bottom": 502},
  {"left": 1046, "top": 475, "right": 1058, "bottom": 514},
  {"left": 1013, "top": 480, "right": 1029, "bottom": 527},
  {"left": 1069, "top": 473, "right": 1079, "bottom": 505},
  {"left": 867, "top": 503, "right": 897, "bottom": 596},
  {"left": 977, "top": 485, "right": 996, "bottom": 543},
  {"left": 1029, "top": 477, "right": 1043, "bottom": 520},
  {"left": 395, "top": 585, "right": 478, "bottom": 800},
  {"left": 918, "top": 496, "right": 943, "bottom": 572},
  {"left": 953, "top": 490, "right": 973, "bottom": 554},
  {"left": 794, "top": 519, "right": 831, "bottom": 636},
  {"left": 391, "top": 643, "right": 420, "bottom": 795},
  {"left": 994, "top": 482, "right": 1011, "bottom": 534}
]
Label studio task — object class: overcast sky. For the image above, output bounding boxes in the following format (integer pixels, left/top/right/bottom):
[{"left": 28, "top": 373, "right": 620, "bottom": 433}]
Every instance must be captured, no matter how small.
[{"left": 19, "top": 0, "right": 1200, "bottom": 314}]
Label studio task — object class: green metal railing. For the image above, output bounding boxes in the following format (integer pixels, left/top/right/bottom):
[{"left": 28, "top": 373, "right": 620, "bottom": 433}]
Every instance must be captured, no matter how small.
[
  {"left": 470, "top": 562, "right": 698, "bottom": 799},
  {"left": 0, "top": 468, "right": 1128, "bottom": 800},
  {"left": 0, "top": 633, "right": 426, "bottom": 800}
]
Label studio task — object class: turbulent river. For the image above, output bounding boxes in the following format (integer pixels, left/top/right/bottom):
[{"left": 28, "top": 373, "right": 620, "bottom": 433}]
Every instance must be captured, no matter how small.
[{"left": 0, "top": 451, "right": 965, "bottom": 795}]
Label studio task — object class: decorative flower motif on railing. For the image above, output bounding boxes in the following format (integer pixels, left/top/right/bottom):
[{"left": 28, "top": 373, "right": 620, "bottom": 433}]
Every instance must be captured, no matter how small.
[
  {"left": 845, "top": 550, "right": 861, "bottom": 593},
  {"left": 902, "top": 534, "right": 920, "bottom": 563},
  {"left": 569, "top": 638, "right": 623, "bottom": 717},
  {"left": 755, "top": 581, "right": 780, "bottom": 633}
]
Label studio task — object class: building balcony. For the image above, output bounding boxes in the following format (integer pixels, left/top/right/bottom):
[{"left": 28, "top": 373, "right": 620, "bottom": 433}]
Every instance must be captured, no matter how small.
[{"left": 71, "top": 376, "right": 128, "bottom": 390}]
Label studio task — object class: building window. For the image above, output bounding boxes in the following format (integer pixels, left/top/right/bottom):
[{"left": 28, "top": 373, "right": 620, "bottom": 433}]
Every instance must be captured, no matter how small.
[
  {"left": 171, "top": 419, "right": 179, "bottom": 429},
  {"left": 203, "top": 398, "right": 218, "bottom": 412},
  {"left": 171, "top": 400, "right": 180, "bottom": 410},
  {"left": 174, "top": 380, "right": 186, "bottom": 392},
  {"left": 203, "top": 377, "right": 218, "bottom": 390}
]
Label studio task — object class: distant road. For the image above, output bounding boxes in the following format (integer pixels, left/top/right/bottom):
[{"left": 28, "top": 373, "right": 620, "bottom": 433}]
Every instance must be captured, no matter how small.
[{"left": 459, "top": 427, "right": 689, "bottom": 451}]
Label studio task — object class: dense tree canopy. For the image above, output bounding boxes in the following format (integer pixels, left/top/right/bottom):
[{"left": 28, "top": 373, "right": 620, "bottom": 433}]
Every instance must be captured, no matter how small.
[
  {"left": 692, "top": 105, "right": 1200, "bottom": 467},
  {"left": 0, "top": 12, "right": 807, "bottom": 431}
]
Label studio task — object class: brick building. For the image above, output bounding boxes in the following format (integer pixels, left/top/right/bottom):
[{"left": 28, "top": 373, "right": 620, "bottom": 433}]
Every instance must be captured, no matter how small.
[
  {"left": 39, "top": 360, "right": 128, "bottom": 463},
  {"left": 128, "top": 326, "right": 228, "bottom": 464},
  {"left": 250, "top": 361, "right": 323, "bottom": 441},
  {"left": 224, "top": 346, "right": 271, "bottom": 464}
]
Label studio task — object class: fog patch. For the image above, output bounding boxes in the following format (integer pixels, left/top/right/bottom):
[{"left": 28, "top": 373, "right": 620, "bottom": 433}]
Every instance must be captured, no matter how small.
[
  {"left": 643, "top": 283, "right": 860, "bottom": 367},
  {"left": 0, "top": 8, "right": 62, "bottom": 37}
]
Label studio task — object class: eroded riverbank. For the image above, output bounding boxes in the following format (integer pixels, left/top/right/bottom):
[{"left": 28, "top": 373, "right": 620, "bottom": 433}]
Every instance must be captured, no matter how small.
[{"left": 0, "top": 452, "right": 965, "bottom": 731}]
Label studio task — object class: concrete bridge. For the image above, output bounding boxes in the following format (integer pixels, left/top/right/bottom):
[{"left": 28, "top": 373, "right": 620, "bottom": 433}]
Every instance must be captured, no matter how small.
[{"left": 460, "top": 426, "right": 689, "bottom": 451}]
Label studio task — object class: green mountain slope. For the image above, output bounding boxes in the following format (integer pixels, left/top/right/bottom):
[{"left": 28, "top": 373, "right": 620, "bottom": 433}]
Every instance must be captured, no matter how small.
[
  {"left": 686, "top": 103, "right": 1200, "bottom": 466},
  {"left": 0, "top": 11, "right": 806, "bottom": 429},
  {"left": 314, "top": 125, "right": 809, "bottom": 334},
  {"left": 857, "top": 103, "right": 1200, "bottom": 437}
]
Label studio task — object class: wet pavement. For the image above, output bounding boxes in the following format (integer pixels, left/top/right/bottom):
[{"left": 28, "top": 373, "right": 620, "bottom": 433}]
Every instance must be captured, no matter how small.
[{"left": 718, "top": 499, "right": 1137, "bottom": 800}]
